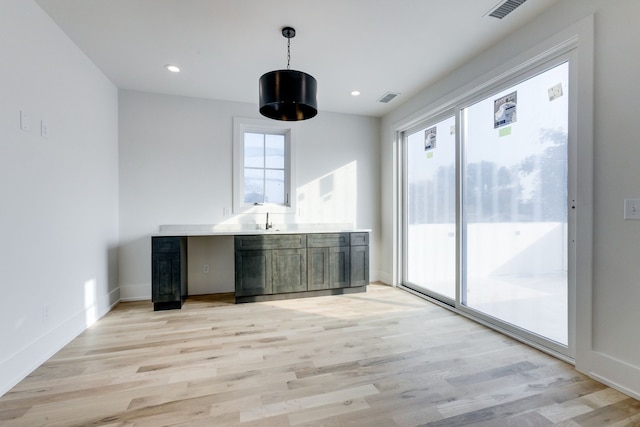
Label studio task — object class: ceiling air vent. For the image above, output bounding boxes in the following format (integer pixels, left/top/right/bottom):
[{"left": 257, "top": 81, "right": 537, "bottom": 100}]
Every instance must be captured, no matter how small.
[
  {"left": 486, "top": 0, "right": 527, "bottom": 19},
  {"left": 377, "top": 92, "right": 400, "bottom": 103}
]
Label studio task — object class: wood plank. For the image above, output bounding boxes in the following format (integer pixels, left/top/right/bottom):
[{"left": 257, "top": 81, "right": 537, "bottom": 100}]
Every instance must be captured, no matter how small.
[{"left": 1, "top": 284, "right": 638, "bottom": 426}]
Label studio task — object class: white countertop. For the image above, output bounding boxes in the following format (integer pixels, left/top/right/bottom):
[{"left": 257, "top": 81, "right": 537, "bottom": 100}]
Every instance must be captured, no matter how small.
[{"left": 152, "top": 223, "right": 371, "bottom": 237}]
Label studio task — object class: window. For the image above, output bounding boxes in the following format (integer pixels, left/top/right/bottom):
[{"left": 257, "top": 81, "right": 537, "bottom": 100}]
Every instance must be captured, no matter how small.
[
  {"left": 233, "top": 118, "right": 297, "bottom": 214},
  {"left": 244, "top": 132, "right": 286, "bottom": 205}
]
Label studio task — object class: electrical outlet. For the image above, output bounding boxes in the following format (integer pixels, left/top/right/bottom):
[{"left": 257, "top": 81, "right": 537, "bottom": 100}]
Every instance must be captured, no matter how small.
[
  {"left": 42, "top": 304, "right": 50, "bottom": 321},
  {"left": 624, "top": 199, "right": 640, "bottom": 220},
  {"left": 203, "top": 264, "right": 210, "bottom": 273}
]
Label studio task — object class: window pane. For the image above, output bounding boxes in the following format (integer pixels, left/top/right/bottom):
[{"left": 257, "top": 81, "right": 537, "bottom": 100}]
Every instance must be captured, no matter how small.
[
  {"left": 244, "top": 133, "right": 264, "bottom": 168},
  {"left": 265, "top": 134, "right": 285, "bottom": 169},
  {"left": 265, "top": 169, "right": 285, "bottom": 204},
  {"left": 244, "top": 168, "right": 264, "bottom": 204},
  {"left": 406, "top": 116, "right": 456, "bottom": 300}
]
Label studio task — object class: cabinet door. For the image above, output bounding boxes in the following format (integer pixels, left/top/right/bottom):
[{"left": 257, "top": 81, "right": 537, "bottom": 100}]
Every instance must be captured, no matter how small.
[
  {"left": 350, "top": 245, "right": 369, "bottom": 287},
  {"left": 329, "top": 246, "right": 350, "bottom": 289},
  {"left": 235, "top": 250, "right": 272, "bottom": 296},
  {"left": 152, "top": 252, "right": 182, "bottom": 302},
  {"left": 308, "top": 247, "right": 329, "bottom": 291},
  {"left": 151, "top": 237, "right": 187, "bottom": 310},
  {"left": 273, "top": 248, "right": 307, "bottom": 293}
]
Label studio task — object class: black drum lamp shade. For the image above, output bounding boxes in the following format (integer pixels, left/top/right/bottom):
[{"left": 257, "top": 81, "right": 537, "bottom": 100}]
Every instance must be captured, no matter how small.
[{"left": 259, "top": 27, "right": 318, "bottom": 121}]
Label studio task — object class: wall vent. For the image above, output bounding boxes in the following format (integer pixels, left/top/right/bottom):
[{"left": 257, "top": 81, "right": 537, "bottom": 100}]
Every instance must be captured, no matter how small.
[
  {"left": 486, "top": 0, "right": 527, "bottom": 19},
  {"left": 377, "top": 92, "right": 400, "bottom": 103}
]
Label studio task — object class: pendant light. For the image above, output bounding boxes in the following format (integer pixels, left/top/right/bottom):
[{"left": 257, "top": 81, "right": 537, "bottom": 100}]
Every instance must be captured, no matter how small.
[{"left": 259, "top": 27, "right": 318, "bottom": 121}]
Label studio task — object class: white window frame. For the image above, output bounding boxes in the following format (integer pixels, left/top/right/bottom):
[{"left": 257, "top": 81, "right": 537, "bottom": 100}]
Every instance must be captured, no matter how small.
[{"left": 233, "top": 117, "right": 297, "bottom": 214}]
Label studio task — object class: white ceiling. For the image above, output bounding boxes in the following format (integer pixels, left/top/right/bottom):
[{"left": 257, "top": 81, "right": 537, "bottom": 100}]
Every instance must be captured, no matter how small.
[{"left": 35, "top": 0, "right": 560, "bottom": 117}]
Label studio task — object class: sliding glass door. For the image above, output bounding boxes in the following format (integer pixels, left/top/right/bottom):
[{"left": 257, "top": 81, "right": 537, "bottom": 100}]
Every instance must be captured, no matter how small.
[
  {"left": 402, "top": 59, "right": 571, "bottom": 352},
  {"left": 404, "top": 115, "right": 456, "bottom": 301},
  {"left": 462, "top": 62, "right": 569, "bottom": 345}
]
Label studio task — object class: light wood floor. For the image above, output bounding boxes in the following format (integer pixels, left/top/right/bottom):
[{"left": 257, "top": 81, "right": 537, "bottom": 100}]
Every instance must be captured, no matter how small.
[{"left": 2, "top": 284, "right": 639, "bottom": 426}]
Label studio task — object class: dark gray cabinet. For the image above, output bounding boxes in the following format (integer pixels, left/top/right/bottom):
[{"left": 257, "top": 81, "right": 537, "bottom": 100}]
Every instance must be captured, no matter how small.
[
  {"left": 273, "top": 248, "right": 307, "bottom": 293},
  {"left": 234, "top": 234, "right": 307, "bottom": 298},
  {"left": 350, "top": 232, "right": 369, "bottom": 288},
  {"left": 331, "top": 246, "right": 351, "bottom": 288},
  {"left": 307, "top": 247, "right": 330, "bottom": 290},
  {"left": 308, "top": 233, "right": 350, "bottom": 290},
  {"left": 152, "top": 231, "right": 368, "bottom": 308},
  {"left": 236, "top": 232, "right": 369, "bottom": 302},
  {"left": 350, "top": 246, "right": 369, "bottom": 288},
  {"left": 151, "top": 236, "right": 187, "bottom": 311},
  {"left": 235, "top": 249, "right": 272, "bottom": 297}
]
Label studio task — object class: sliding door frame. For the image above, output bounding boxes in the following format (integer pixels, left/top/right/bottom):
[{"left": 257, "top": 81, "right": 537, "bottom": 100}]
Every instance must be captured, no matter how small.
[{"left": 393, "top": 19, "right": 594, "bottom": 363}]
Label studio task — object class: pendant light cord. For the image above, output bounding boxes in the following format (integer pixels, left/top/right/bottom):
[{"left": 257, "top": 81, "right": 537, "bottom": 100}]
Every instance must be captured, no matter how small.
[{"left": 287, "top": 37, "right": 291, "bottom": 70}]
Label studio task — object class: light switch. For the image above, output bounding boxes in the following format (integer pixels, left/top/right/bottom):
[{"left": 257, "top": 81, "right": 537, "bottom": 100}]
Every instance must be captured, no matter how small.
[
  {"left": 41, "top": 120, "right": 49, "bottom": 138},
  {"left": 20, "top": 110, "right": 30, "bottom": 131},
  {"left": 624, "top": 199, "right": 640, "bottom": 220}
]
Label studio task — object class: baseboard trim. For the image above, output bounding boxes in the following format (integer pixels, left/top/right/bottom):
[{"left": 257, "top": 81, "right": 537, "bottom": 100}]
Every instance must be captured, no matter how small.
[
  {"left": 119, "top": 283, "right": 150, "bottom": 301},
  {"left": 0, "top": 295, "right": 118, "bottom": 397},
  {"left": 587, "top": 351, "right": 640, "bottom": 400},
  {"left": 120, "top": 296, "right": 151, "bottom": 302},
  {"left": 0, "top": 312, "right": 85, "bottom": 396},
  {"left": 109, "top": 287, "right": 120, "bottom": 305},
  {"left": 377, "top": 271, "right": 392, "bottom": 285}
]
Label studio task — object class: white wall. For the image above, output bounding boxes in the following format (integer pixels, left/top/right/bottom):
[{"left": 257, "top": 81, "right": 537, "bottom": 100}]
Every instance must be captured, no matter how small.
[
  {"left": 0, "top": 1, "right": 119, "bottom": 395},
  {"left": 118, "top": 90, "right": 380, "bottom": 299},
  {"left": 381, "top": 0, "right": 640, "bottom": 399}
]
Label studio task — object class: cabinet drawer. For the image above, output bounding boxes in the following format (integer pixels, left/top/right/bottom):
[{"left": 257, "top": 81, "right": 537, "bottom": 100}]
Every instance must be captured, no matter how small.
[
  {"left": 350, "top": 232, "right": 369, "bottom": 246},
  {"left": 235, "top": 234, "right": 307, "bottom": 250},
  {"left": 307, "top": 233, "right": 349, "bottom": 248}
]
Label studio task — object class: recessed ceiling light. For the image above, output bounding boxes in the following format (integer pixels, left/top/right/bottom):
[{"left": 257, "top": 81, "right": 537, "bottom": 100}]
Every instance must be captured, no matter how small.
[
  {"left": 351, "top": 90, "right": 361, "bottom": 96},
  {"left": 165, "top": 64, "right": 181, "bottom": 73}
]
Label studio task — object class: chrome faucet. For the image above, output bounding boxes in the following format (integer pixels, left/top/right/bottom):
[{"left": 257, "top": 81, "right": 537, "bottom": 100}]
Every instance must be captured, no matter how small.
[{"left": 265, "top": 212, "right": 273, "bottom": 230}]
